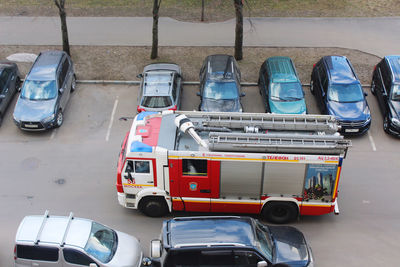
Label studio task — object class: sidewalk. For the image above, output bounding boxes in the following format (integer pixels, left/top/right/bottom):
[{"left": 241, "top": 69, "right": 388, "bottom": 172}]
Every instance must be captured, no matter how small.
[{"left": 1, "top": 16, "right": 400, "bottom": 57}]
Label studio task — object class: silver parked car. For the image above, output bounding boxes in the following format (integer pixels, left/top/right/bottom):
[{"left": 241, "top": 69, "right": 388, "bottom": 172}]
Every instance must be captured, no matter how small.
[
  {"left": 136, "top": 63, "right": 182, "bottom": 113},
  {"left": 13, "top": 50, "right": 76, "bottom": 130},
  {"left": 14, "top": 211, "right": 143, "bottom": 267}
]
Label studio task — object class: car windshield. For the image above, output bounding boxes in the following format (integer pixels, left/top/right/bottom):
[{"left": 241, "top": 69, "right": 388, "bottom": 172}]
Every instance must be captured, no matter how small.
[
  {"left": 84, "top": 222, "right": 117, "bottom": 263},
  {"left": 255, "top": 223, "right": 273, "bottom": 261},
  {"left": 270, "top": 82, "right": 304, "bottom": 101},
  {"left": 141, "top": 96, "right": 172, "bottom": 108},
  {"left": 327, "top": 83, "right": 364, "bottom": 102},
  {"left": 21, "top": 80, "right": 57, "bottom": 100},
  {"left": 203, "top": 81, "right": 238, "bottom": 100},
  {"left": 391, "top": 84, "right": 400, "bottom": 101}
]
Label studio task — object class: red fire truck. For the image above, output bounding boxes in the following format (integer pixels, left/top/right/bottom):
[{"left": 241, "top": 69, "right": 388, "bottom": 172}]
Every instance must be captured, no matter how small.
[{"left": 116, "top": 111, "right": 351, "bottom": 223}]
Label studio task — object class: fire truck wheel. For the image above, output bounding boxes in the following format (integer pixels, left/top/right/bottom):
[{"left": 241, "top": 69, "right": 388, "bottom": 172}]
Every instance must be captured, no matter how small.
[
  {"left": 262, "top": 201, "right": 298, "bottom": 224},
  {"left": 139, "top": 197, "right": 168, "bottom": 217}
]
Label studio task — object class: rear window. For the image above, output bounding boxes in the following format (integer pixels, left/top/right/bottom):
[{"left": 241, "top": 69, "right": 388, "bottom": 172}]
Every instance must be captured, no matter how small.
[
  {"left": 141, "top": 96, "right": 172, "bottom": 108},
  {"left": 16, "top": 245, "right": 59, "bottom": 261}
]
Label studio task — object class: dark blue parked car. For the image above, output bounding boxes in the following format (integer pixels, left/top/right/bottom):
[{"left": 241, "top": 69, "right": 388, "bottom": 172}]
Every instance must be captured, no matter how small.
[
  {"left": 198, "top": 54, "right": 245, "bottom": 112},
  {"left": 148, "top": 216, "right": 314, "bottom": 267},
  {"left": 310, "top": 56, "right": 371, "bottom": 135},
  {"left": 371, "top": 55, "right": 400, "bottom": 136}
]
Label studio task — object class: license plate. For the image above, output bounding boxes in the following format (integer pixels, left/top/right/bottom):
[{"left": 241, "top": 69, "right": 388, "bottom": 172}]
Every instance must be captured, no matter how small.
[
  {"left": 345, "top": 128, "right": 359, "bottom": 133},
  {"left": 24, "top": 124, "right": 38, "bottom": 128}
]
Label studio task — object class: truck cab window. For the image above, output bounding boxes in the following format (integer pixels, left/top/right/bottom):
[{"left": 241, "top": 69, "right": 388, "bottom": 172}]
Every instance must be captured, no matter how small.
[{"left": 182, "top": 159, "right": 207, "bottom": 176}]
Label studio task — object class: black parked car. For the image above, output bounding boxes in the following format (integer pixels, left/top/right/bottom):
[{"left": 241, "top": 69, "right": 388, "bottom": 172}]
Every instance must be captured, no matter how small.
[
  {"left": 371, "top": 55, "right": 400, "bottom": 136},
  {"left": 310, "top": 55, "right": 371, "bottom": 135},
  {"left": 13, "top": 51, "right": 76, "bottom": 130},
  {"left": 0, "top": 61, "right": 21, "bottom": 126},
  {"left": 198, "top": 54, "right": 244, "bottom": 112},
  {"left": 148, "top": 216, "right": 314, "bottom": 267}
]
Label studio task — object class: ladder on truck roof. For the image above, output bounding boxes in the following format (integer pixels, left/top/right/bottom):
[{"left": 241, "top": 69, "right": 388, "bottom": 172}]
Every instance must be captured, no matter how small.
[
  {"left": 179, "top": 112, "right": 341, "bottom": 134},
  {"left": 208, "top": 132, "right": 351, "bottom": 155}
]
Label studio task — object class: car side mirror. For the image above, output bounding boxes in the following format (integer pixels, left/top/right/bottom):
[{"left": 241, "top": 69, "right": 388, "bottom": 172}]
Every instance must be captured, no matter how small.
[
  {"left": 0, "top": 94, "right": 5, "bottom": 99},
  {"left": 137, "top": 73, "right": 143, "bottom": 79},
  {"left": 150, "top": 239, "right": 162, "bottom": 258},
  {"left": 89, "top": 263, "right": 98, "bottom": 267},
  {"left": 257, "top": 261, "right": 268, "bottom": 267},
  {"left": 59, "top": 88, "right": 64, "bottom": 94},
  {"left": 196, "top": 92, "right": 201, "bottom": 97},
  {"left": 240, "top": 92, "right": 246, "bottom": 97}
]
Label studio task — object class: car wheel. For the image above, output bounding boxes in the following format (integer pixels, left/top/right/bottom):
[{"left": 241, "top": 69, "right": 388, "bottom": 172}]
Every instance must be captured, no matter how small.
[
  {"left": 310, "top": 80, "right": 315, "bottom": 95},
  {"left": 262, "top": 201, "right": 298, "bottom": 224},
  {"left": 55, "top": 110, "right": 63, "bottom": 128},
  {"left": 139, "top": 197, "right": 168, "bottom": 217},
  {"left": 371, "top": 80, "right": 376, "bottom": 95},
  {"left": 383, "top": 116, "right": 390, "bottom": 134},
  {"left": 70, "top": 75, "right": 77, "bottom": 92}
]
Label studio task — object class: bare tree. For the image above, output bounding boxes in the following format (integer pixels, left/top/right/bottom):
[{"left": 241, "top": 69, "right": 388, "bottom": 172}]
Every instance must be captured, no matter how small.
[
  {"left": 151, "top": 0, "right": 162, "bottom": 59},
  {"left": 54, "top": 0, "right": 70, "bottom": 56},
  {"left": 233, "top": 0, "right": 243, "bottom": 60},
  {"left": 201, "top": 0, "right": 205, "bottom": 21}
]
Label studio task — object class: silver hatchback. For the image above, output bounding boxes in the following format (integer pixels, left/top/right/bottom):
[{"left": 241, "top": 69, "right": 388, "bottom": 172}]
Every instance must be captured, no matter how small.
[{"left": 14, "top": 211, "right": 143, "bottom": 267}]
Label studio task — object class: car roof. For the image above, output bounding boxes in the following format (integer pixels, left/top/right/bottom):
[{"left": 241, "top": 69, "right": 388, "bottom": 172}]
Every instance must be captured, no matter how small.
[
  {"left": 163, "top": 216, "right": 256, "bottom": 249},
  {"left": 323, "top": 56, "right": 358, "bottom": 84},
  {"left": 16, "top": 213, "right": 92, "bottom": 249},
  {"left": 28, "top": 51, "right": 65, "bottom": 81},
  {"left": 0, "top": 61, "right": 16, "bottom": 70},
  {"left": 143, "top": 71, "right": 174, "bottom": 96},
  {"left": 266, "top": 56, "right": 298, "bottom": 83},
  {"left": 206, "top": 54, "right": 236, "bottom": 79},
  {"left": 385, "top": 55, "right": 400, "bottom": 83}
]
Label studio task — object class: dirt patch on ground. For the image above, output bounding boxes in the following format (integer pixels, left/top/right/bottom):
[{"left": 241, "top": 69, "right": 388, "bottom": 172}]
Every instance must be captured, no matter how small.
[
  {"left": 0, "top": 45, "right": 380, "bottom": 85},
  {"left": 1, "top": 0, "right": 400, "bottom": 21}
]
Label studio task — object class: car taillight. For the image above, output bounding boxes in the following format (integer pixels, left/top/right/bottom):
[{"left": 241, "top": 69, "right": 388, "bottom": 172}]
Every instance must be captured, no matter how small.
[
  {"left": 137, "top": 106, "right": 145, "bottom": 113},
  {"left": 373, "top": 65, "right": 376, "bottom": 71},
  {"left": 14, "top": 245, "right": 17, "bottom": 260},
  {"left": 169, "top": 105, "right": 177, "bottom": 111},
  {"left": 313, "top": 63, "right": 316, "bottom": 68}
]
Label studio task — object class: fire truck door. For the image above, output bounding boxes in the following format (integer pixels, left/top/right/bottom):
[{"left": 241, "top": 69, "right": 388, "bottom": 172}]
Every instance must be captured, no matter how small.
[{"left": 178, "top": 159, "right": 214, "bottom": 212}]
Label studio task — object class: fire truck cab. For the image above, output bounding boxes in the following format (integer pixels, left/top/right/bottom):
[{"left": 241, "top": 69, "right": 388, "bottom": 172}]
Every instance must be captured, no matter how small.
[{"left": 116, "top": 111, "right": 351, "bottom": 224}]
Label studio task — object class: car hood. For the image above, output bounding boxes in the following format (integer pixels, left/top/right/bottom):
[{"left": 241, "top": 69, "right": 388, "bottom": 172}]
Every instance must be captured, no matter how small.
[
  {"left": 269, "top": 226, "right": 310, "bottom": 267},
  {"left": 201, "top": 98, "right": 241, "bottom": 112},
  {"left": 389, "top": 100, "right": 400, "bottom": 119},
  {"left": 107, "top": 231, "right": 142, "bottom": 267},
  {"left": 269, "top": 99, "right": 306, "bottom": 114},
  {"left": 327, "top": 100, "right": 369, "bottom": 121},
  {"left": 13, "top": 97, "right": 56, "bottom": 121}
]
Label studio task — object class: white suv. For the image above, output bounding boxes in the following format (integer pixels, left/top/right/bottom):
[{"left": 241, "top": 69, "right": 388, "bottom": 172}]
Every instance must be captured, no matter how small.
[{"left": 14, "top": 211, "right": 142, "bottom": 267}]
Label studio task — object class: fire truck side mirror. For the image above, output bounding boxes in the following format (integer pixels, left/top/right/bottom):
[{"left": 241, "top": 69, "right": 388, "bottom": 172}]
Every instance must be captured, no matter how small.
[{"left": 150, "top": 239, "right": 162, "bottom": 258}]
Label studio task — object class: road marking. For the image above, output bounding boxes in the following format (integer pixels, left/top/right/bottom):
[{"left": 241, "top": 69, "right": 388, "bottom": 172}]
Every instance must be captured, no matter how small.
[
  {"left": 368, "top": 131, "right": 376, "bottom": 151},
  {"left": 106, "top": 96, "right": 119, "bottom": 142},
  {"left": 50, "top": 128, "right": 57, "bottom": 140}
]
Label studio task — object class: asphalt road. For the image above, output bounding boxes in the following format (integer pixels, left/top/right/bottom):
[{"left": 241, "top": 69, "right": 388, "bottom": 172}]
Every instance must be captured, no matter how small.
[
  {"left": 0, "top": 80, "right": 399, "bottom": 267},
  {"left": 2, "top": 16, "right": 400, "bottom": 57}
]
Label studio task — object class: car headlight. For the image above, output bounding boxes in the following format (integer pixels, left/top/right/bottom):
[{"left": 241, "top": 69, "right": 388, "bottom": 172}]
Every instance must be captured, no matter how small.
[
  {"left": 392, "top": 117, "right": 400, "bottom": 127},
  {"left": 13, "top": 114, "right": 20, "bottom": 123},
  {"left": 42, "top": 114, "right": 55, "bottom": 123}
]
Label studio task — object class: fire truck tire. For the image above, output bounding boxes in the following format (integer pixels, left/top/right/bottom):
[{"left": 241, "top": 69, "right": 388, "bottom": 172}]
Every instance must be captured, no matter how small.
[
  {"left": 139, "top": 197, "right": 168, "bottom": 217},
  {"left": 262, "top": 201, "right": 298, "bottom": 224}
]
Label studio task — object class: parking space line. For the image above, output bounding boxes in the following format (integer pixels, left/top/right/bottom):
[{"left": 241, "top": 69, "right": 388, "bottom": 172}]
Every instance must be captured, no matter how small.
[
  {"left": 50, "top": 129, "right": 57, "bottom": 140},
  {"left": 368, "top": 131, "right": 377, "bottom": 151},
  {"left": 106, "top": 96, "right": 119, "bottom": 142}
]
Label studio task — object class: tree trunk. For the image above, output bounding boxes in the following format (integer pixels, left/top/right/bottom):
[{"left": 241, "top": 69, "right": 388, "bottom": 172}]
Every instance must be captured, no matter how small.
[
  {"left": 59, "top": 9, "right": 70, "bottom": 56},
  {"left": 201, "top": 0, "right": 205, "bottom": 21},
  {"left": 234, "top": 0, "right": 243, "bottom": 60},
  {"left": 151, "top": 0, "right": 161, "bottom": 59}
]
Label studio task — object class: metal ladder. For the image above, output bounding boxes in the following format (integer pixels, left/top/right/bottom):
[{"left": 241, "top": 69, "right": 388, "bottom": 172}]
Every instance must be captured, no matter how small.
[
  {"left": 208, "top": 132, "right": 352, "bottom": 155},
  {"left": 180, "top": 111, "right": 341, "bottom": 134}
]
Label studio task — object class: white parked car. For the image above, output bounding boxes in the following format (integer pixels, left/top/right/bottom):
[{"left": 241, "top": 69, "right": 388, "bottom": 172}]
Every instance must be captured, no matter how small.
[{"left": 14, "top": 211, "right": 142, "bottom": 267}]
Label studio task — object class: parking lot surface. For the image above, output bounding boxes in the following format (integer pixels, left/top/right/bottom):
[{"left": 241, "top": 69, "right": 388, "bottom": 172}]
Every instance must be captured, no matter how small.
[{"left": 0, "top": 83, "right": 399, "bottom": 267}]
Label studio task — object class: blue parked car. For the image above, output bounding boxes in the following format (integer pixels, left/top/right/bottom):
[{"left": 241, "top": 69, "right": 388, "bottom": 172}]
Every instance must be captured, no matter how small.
[
  {"left": 258, "top": 56, "right": 306, "bottom": 114},
  {"left": 310, "top": 56, "right": 371, "bottom": 135}
]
